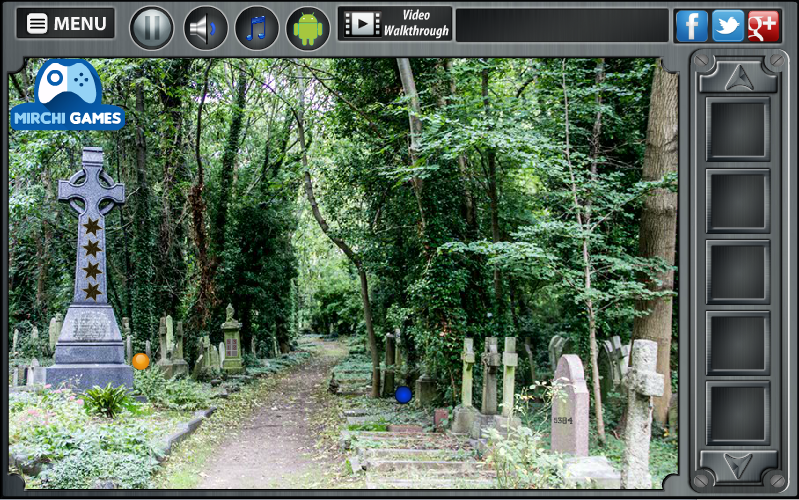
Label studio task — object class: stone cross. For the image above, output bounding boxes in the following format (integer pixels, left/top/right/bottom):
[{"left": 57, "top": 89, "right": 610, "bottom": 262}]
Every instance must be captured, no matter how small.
[
  {"left": 165, "top": 315, "right": 174, "bottom": 357},
  {"left": 48, "top": 314, "right": 63, "bottom": 351},
  {"left": 175, "top": 321, "right": 185, "bottom": 360},
  {"left": 621, "top": 339, "right": 664, "bottom": 489},
  {"left": 551, "top": 354, "right": 589, "bottom": 456},
  {"left": 57, "top": 147, "right": 125, "bottom": 305},
  {"left": 26, "top": 359, "right": 40, "bottom": 387},
  {"left": 158, "top": 317, "right": 168, "bottom": 361},
  {"left": 12, "top": 329, "right": 19, "bottom": 354},
  {"left": 461, "top": 337, "right": 476, "bottom": 407},
  {"left": 502, "top": 337, "right": 518, "bottom": 418},
  {"left": 481, "top": 337, "right": 501, "bottom": 415}
]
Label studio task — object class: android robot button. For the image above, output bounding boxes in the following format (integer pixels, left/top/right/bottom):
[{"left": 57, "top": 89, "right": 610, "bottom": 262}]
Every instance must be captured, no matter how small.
[{"left": 286, "top": 7, "right": 330, "bottom": 51}]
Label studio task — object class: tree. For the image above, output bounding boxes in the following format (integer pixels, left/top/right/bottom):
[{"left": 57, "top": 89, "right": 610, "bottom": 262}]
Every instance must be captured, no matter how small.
[{"left": 631, "top": 61, "right": 678, "bottom": 424}]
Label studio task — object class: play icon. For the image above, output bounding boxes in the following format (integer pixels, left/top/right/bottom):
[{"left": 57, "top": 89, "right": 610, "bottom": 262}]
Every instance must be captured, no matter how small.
[{"left": 344, "top": 11, "right": 381, "bottom": 37}]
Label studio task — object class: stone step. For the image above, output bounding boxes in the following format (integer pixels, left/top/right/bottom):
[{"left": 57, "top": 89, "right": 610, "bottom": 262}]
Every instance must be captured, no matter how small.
[
  {"left": 365, "top": 459, "right": 494, "bottom": 476},
  {"left": 362, "top": 448, "right": 475, "bottom": 461},
  {"left": 353, "top": 431, "right": 453, "bottom": 440},
  {"left": 365, "top": 477, "right": 495, "bottom": 489}
]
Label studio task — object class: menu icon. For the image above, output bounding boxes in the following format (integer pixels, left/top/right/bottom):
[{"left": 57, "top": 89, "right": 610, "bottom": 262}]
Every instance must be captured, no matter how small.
[{"left": 26, "top": 13, "right": 48, "bottom": 34}]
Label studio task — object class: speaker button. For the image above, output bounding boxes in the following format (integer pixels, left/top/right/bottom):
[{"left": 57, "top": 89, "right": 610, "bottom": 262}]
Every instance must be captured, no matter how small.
[{"left": 184, "top": 6, "right": 228, "bottom": 50}]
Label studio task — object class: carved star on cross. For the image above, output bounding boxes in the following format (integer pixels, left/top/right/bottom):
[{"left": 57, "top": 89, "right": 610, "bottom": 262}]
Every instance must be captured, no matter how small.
[
  {"left": 83, "top": 217, "right": 102, "bottom": 236},
  {"left": 83, "top": 261, "right": 102, "bottom": 280},
  {"left": 83, "top": 282, "right": 102, "bottom": 301},
  {"left": 83, "top": 239, "right": 102, "bottom": 258}
]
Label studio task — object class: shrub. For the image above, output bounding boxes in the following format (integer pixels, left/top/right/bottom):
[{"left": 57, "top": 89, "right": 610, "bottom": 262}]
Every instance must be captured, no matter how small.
[
  {"left": 82, "top": 383, "right": 138, "bottom": 418},
  {"left": 133, "top": 368, "right": 213, "bottom": 411},
  {"left": 486, "top": 426, "right": 565, "bottom": 489},
  {"left": 37, "top": 450, "right": 157, "bottom": 489},
  {"left": 241, "top": 352, "right": 259, "bottom": 368}
]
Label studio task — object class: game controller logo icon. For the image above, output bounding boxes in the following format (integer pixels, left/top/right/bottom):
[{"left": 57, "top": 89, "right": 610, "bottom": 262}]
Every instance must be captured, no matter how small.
[{"left": 10, "top": 59, "right": 125, "bottom": 131}]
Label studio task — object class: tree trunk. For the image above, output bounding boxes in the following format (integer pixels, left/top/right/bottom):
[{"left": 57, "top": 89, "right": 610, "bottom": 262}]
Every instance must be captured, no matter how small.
[
  {"left": 562, "top": 59, "right": 606, "bottom": 445},
  {"left": 396, "top": 58, "right": 427, "bottom": 234},
  {"left": 296, "top": 66, "right": 381, "bottom": 398},
  {"left": 482, "top": 66, "right": 504, "bottom": 311},
  {"left": 189, "top": 58, "right": 215, "bottom": 329},
  {"left": 631, "top": 61, "right": 679, "bottom": 424}
]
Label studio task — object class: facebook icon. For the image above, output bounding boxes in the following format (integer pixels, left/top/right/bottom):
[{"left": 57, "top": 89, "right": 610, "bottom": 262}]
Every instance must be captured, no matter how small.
[{"left": 676, "top": 11, "right": 708, "bottom": 42}]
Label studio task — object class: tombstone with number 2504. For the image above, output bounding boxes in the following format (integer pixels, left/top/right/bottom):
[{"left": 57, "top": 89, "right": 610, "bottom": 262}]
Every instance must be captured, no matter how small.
[{"left": 43, "top": 147, "right": 134, "bottom": 390}]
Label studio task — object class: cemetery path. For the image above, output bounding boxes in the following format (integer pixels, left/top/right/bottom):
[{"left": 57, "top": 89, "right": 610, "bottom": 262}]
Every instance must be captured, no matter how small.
[{"left": 196, "top": 337, "right": 347, "bottom": 489}]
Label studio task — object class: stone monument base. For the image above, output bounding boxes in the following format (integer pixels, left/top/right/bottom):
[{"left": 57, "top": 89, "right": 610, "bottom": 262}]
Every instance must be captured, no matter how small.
[
  {"left": 492, "top": 415, "right": 522, "bottom": 437},
  {"left": 222, "top": 358, "right": 244, "bottom": 374},
  {"left": 156, "top": 359, "right": 189, "bottom": 379},
  {"left": 415, "top": 374, "right": 437, "bottom": 404},
  {"left": 561, "top": 456, "right": 621, "bottom": 489},
  {"left": 451, "top": 405, "right": 480, "bottom": 434},
  {"left": 42, "top": 363, "right": 134, "bottom": 391}
]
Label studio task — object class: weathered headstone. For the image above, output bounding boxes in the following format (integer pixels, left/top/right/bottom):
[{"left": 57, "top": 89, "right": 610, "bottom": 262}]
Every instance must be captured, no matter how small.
[
  {"left": 174, "top": 322, "right": 185, "bottom": 360},
  {"left": 43, "top": 148, "right": 133, "bottom": 390},
  {"left": 165, "top": 315, "right": 174, "bottom": 356},
  {"left": 12, "top": 329, "right": 19, "bottom": 355},
  {"left": 26, "top": 359, "right": 40, "bottom": 387},
  {"left": 501, "top": 337, "right": 518, "bottom": 418},
  {"left": 221, "top": 304, "right": 244, "bottom": 374},
  {"left": 452, "top": 337, "right": 479, "bottom": 434},
  {"left": 415, "top": 373, "right": 437, "bottom": 404},
  {"left": 48, "top": 314, "right": 63, "bottom": 351},
  {"left": 551, "top": 354, "right": 589, "bottom": 456},
  {"left": 219, "top": 342, "right": 226, "bottom": 369},
  {"left": 621, "top": 340, "right": 664, "bottom": 489},
  {"left": 145, "top": 340, "right": 152, "bottom": 359},
  {"left": 524, "top": 337, "right": 536, "bottom": 383},
  {"left": 31, "top": 326, "right": 39, "bottom": 340},
  {"left": 209, "top": 345, "right": 220, "bottom": 372},
  {"left": 599, "top": 336, "right": 630, "bottom": 399},
  {"left": 156, "top": 315, "right": 186, "bottom": 378},
  {"left": 126, "top": 336, "right": 132, "bottom": 365},
  {"left": 202, "top": 336, "right": 211, "bottom": 368},
  {"left": 481, "top": 337, "right": 501, "bottom": 415},
  {"left": 548, "top": 335, "right": 575, "bottom": 371},
  {"left": 382, "top": 332, "right": 396, "bottom": 397},
  {"left": 157, "top": 317, "right": 168, "bottom": 361}
]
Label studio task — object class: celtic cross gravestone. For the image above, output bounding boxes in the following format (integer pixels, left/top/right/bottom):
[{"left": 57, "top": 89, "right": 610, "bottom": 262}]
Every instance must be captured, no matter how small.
[{"left": 43, "top": 147, "right": 133, "bottom": 390}]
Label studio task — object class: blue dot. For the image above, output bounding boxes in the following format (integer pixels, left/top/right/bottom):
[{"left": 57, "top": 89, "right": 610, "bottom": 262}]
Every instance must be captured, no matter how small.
[
  {"left": 80, "top": 83, "right": 83, "bottom": 87},
  {"left": 395, "top": 386, "right": 413, "bottom": 404},
  {"left": 80, "top": 73, "right": 83, "bottom": 76},
  {"left": 74, "top": 78, "right": 78, "bottom": 81}
]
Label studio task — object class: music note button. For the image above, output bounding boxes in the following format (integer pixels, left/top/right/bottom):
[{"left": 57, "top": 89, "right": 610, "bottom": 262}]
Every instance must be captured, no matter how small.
[{"left": 236, "top": 6, "right": 278, "bottom": 50}]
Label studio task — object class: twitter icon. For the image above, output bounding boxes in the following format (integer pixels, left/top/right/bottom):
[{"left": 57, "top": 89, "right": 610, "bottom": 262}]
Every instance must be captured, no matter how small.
[{"left": 712, "top": 10, "right": 745, "bottom": 42}]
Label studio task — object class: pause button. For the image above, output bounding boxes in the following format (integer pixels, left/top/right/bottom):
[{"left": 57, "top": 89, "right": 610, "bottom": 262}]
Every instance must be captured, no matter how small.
[{"left": 131, "top": 7, "right": 173, "bottom": 50}]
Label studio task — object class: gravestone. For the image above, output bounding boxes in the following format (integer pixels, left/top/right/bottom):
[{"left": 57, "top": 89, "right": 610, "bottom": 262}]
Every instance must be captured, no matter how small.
[
  {"left": 31, "top": 326, "right": 39, "bottom": 340},
  {"left": 251, "top": 337, "right": 256, "bottom": 357},
  {"left": 481, "top": 337, "right": 501, "bottom": 415},
  {"left": 209, "top": 345, "right": 220, "bottom": 372},
  {"left": 524, "top": 337, "right": 536, "bottom": 384},
  {"left": 219, "top": 342, "right": 226, "bottom": 369},
  {"left": 548, "top": 335, "right": 575, "bottom": 371},
  {"left": 493, "top": 337, "right": 522, "bottom": 434},
  {"left": 452, "top": 338, "right": 479, "bottom": 434},
  {"left": 599, "top": 336, "right": 630, "bottom": 399},
  {"left": 43, "top": 148, "right": 133, "bottom": 390},
  {"left": 48, "top": 314, "right": 63, "bottom": 352},
  {"left": 12, "top": 329, "right": 19, "bottom": 355},
  {"left": 415, "top": 373, "right": 437, "bottom": 404},
  {"left": 382, "top": 332, "right": 396, "bottom": 397},
  {"left": 174, "top": 322, "right": 185, "bottom": 360},
  {"left": 621, "top": 339, "right": 663, "bottom": 489},
  {"left": 202, "top": 336, "right": 211, "bottom": 368},
  {"left": 221, "top": 304, "right": 244, "bottom": 374},
  {"left": 145, "top": 340, "right": 151, "bottom": 359},
  {"left": 156, "top": 315, "right": 186, "bottom": 378},
  {"left": 551, "top": 354, "right": 589, "bottom": 456},
  {"left": 121, "top": 317, "right": 132, "bottom": 364},
  {"left": 26, "top": 359, "right": 40, "bottom": 386},
  {"left": 667, "top": 392, "right": 678, "bottom": 439}
]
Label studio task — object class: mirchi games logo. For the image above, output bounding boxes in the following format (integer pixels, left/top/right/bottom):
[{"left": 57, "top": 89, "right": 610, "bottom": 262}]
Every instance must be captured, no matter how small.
[{"left": 11, "top": 59, "right": 125, "bottom": 130}]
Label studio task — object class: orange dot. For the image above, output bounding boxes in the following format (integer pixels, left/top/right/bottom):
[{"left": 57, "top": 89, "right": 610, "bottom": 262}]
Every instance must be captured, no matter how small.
[{"left": 132, "top": 353, "right": 150, "bottom": 370}]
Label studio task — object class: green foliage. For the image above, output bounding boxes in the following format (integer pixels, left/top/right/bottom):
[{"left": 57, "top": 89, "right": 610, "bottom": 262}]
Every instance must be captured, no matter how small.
[
  {"left": 82, "top": 383, "right": 138, "bottom": 418},
  {"left": 37, "top": 450, "right": 157, "bottom": 489},
  {"left": 240, "top": 352, "right": 259, "bottom": 368},
  {"left": 486, "top": 426, "right": 565, "bottom": 489},
  {"left": 133, "top": 367, "right": 214, "bottom": 411}
]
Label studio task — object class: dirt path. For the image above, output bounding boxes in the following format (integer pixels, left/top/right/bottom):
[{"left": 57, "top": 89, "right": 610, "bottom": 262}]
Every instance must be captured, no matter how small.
[{"left": 197, "top": 337, "right": 346, "bottom": 489}]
